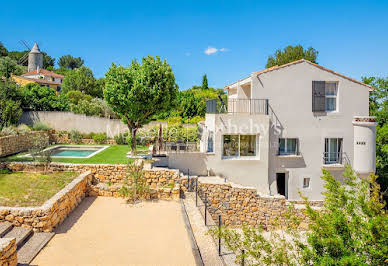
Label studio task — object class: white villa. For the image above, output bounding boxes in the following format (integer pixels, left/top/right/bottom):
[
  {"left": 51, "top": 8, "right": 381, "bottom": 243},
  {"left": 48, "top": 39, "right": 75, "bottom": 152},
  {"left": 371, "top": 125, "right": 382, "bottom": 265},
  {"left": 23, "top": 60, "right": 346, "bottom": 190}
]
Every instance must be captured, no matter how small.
[{"left": 169, "top": 59, "right": 376, "bottom": 201}]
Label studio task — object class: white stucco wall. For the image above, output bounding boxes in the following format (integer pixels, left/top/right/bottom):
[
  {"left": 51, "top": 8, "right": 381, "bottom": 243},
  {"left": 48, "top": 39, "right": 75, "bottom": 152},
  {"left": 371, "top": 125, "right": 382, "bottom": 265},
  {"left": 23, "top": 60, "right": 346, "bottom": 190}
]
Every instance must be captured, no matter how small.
[{"left": 250, "top": 61, "right": 370, "bottom": 200}]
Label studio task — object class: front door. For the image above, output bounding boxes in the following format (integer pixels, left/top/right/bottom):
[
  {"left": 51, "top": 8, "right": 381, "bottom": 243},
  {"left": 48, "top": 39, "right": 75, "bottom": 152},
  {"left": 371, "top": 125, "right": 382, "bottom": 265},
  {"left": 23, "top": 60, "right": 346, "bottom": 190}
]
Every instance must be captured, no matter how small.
[{"left": 276, "top": 173, "right": 286, "bottom": 197}]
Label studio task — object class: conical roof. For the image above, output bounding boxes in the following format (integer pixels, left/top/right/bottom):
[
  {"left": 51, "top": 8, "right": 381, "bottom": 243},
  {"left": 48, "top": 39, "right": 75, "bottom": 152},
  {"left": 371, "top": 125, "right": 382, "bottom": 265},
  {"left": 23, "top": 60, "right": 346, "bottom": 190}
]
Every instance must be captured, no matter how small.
[{"left": 30, "top": 42, "right": 41, "bottom": 54}]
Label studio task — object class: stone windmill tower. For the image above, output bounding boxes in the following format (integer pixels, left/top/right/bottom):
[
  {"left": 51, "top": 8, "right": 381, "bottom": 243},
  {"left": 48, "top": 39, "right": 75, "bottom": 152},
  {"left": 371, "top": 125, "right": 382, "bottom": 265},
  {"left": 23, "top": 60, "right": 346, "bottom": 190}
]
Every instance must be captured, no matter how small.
[{"left": 27, "top": 42, "right": 43, "bottom": 72}]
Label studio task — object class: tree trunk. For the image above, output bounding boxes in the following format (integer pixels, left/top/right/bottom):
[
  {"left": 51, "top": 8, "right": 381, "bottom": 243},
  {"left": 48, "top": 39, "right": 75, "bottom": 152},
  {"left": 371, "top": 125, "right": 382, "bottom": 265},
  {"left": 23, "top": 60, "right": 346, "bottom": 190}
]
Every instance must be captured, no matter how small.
[{"left": 130, "top": 127, "right": 137, "bottom": 156}]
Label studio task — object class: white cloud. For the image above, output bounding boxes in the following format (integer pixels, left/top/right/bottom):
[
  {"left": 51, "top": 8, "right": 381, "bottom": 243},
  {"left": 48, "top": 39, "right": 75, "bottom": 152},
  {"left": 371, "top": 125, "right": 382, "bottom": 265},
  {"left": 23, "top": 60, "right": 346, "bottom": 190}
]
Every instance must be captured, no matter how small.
[
  {"left": 204, "top": 46, "right": 218, "bottom": 55},
  {"left": 204, "top": 46, "right": 230, "bottom": 55}
]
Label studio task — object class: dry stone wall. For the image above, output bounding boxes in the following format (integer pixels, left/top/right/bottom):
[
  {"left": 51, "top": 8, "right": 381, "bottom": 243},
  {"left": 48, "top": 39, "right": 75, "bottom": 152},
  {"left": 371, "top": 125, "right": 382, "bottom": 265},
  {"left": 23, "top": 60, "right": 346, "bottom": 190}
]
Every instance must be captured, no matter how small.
[
  {"left": 0, "top": 171, "right": 91, "bottom": 232},
  {"left": 49, "top": 133, "right": 116, "bottom": 145},
  {"left": 0, "top": 132, "right": 49, "bottom": 157},
  {"left": 198, "top": 178, "right": 310, "bottom": 229},
  {"left": 0, "top": 238, "right": 17, "bottom": 266}
]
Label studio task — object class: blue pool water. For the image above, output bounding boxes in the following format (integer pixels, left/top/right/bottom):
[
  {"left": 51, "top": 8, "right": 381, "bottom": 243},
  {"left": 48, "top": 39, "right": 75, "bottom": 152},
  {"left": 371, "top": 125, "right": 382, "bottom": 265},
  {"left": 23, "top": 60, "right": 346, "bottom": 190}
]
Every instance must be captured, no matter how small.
[{"left": 51, "top": 147, "right": 101, "bottom": 158}]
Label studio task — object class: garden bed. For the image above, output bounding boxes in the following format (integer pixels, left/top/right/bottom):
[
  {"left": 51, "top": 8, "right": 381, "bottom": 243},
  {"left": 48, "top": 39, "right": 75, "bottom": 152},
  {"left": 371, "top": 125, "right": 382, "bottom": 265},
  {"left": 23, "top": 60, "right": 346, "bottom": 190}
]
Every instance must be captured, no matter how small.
[{"left": 0, "top": 170, "right": 78, "bottom": 207}]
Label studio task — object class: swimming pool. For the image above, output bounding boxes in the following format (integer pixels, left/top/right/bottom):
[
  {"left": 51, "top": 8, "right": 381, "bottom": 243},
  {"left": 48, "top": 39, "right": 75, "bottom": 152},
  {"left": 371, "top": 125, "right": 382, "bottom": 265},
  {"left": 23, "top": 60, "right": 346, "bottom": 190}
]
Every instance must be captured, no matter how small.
[{"left": 25, "top": 145, "right": 109, "bottom": 158}]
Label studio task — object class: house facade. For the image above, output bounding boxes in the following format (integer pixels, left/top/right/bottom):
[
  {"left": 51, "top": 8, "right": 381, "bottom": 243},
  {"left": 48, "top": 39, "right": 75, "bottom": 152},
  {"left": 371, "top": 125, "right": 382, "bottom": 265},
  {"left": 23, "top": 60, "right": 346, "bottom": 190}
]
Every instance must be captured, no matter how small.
[{"left": 198, "top": 59, "right": 376, "bottom": 201}]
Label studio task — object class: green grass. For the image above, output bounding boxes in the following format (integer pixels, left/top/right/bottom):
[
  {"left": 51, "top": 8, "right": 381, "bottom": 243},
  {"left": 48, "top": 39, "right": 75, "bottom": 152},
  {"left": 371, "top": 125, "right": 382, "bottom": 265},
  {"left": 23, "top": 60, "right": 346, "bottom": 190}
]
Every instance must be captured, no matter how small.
[
  {"left": 0, "top": 171, "right": 78, "bottom": 207},
  {"left": 0, "top": 145, "right": 149, "bottom": 165}
]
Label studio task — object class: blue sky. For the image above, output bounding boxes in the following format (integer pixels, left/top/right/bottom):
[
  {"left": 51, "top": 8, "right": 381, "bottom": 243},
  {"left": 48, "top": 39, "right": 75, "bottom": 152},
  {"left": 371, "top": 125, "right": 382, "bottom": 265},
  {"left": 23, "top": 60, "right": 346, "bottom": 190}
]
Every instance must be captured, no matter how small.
[{"left": 1, "top": 0, "right": 387, "bottom": 90}]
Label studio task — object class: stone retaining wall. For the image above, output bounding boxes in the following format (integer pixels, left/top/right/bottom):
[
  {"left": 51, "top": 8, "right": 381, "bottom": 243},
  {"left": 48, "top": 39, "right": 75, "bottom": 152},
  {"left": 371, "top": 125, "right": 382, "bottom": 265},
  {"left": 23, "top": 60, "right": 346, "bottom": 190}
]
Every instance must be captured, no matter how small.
[
  {"left": 0, "top": 132, "right": 49, "bottom": 158},
  {"left": 0, "top": 238, "right": 17, "bottom": 266},
  {"left": 49, "top": 133, "right": 116, "bottom": 145},
  {"left": 198, "top": 178, "right": 310, "bottom": 229},
  {"left": 0, "top": 171, "right": 92, "bottom": 232}
]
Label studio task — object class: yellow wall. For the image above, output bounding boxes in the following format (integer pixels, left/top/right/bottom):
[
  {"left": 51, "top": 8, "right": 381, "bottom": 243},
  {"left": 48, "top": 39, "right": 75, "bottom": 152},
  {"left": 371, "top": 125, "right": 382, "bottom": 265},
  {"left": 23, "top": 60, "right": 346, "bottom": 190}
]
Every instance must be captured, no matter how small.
[{"left": 12, "top": 75, "right": 59, "bottom": 90}]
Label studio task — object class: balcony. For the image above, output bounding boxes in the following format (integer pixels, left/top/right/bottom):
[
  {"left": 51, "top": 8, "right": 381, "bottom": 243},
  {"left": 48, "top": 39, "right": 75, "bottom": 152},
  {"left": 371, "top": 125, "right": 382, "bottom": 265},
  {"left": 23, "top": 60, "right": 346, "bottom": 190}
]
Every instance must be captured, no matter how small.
[
  {"left": 323, "top": 152, "right": 350, "bottom": 166},
  {"left": 206, "top": 98, "right": 269, "bottom": 115}
]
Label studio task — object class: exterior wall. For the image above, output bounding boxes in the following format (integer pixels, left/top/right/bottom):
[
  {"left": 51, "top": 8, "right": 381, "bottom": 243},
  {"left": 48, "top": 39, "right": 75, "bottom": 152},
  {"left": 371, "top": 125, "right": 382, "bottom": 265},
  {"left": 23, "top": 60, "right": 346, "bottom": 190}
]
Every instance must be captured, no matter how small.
[
  {"left": 0, "top": 238, "right": 17, "bottom": 266},
  {"left": 20, "top": 111, "right": 196, "bottom": 138},
  {"left": 0, "top": 132, "right": 49, "bottom": 157},
  {"left": 250, "top": 61, "right": 370, "bottom": 200},
  {"left": 202, "top": 113, "right": 270, "bottom": 195},
  {"left": 168, "top": 152, "right": 208, "bottom": 175}
]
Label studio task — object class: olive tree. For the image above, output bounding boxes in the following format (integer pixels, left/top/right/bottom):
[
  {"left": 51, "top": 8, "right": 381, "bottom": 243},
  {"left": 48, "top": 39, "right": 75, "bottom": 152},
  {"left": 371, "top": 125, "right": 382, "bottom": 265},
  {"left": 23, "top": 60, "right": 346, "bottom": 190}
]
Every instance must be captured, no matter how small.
[{"left": 104, "top": 56, "right": 178, "bottom": 155}]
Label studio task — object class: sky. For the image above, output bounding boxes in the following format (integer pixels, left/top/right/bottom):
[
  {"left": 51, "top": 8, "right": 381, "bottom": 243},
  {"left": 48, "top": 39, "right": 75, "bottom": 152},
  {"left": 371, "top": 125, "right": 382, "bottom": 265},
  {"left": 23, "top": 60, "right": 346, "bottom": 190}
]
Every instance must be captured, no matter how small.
[{"left": 1, "top": 0, "right": 387, "bottom": 90}]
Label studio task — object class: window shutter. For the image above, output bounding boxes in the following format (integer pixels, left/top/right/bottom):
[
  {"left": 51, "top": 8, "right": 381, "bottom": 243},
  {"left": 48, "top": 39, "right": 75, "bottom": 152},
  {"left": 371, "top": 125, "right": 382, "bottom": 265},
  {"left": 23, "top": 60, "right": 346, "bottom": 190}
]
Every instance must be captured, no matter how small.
[{"left": 312, "top": 81, "right": 325, "bottom": 112}]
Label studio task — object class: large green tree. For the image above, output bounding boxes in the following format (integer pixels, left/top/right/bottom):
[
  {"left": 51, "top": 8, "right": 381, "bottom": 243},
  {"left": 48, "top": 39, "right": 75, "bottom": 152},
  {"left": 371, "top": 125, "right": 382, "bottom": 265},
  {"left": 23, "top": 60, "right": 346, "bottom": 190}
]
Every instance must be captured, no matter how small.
[
  {"left": 22, "top": 83, "right": 69, "bottom": 111},
  {"left": 0, "top": 42, "right": 8, "bottom": 57},
  {"left": 0, "top": 80, "right": 23, "bottom": 130},
  {"left": 58, "top": 55, "right": 84, "bottom": 70},
  {"left": 61, "top": 66, "right": 101, "bottom": 97},
  {"left": 0, "top": 57, "right": 24, "bottom": 78},
  {"left": 363, "top": 76, "right": 388, "bottom": 200},
  {"left": 104, "top": 56, "right": 178, "bottom": 155},
  {"left": 266, "top": 45, "right": 318, "bottom": 68}
]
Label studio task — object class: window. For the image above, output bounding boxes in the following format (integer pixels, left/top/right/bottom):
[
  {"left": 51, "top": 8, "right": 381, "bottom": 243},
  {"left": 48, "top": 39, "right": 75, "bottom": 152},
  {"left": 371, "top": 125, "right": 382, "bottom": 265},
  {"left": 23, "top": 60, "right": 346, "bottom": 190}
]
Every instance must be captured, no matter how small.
[
  {"left": 325, "top": 82, "right": 337, "bottom": 112},
  {"left": 223, "top": 135, "right": 256, "bottom": 157},
  {"left": 207, "top": 131, "right": 214, "bottom": 153},
  {"left": 279, "top": 138, "right": 298, "bottom": 155},
  {"left": 303, "top": 177, "right": 310, "bottom": 189},
  {"left": 324, "top": 138, "right": 343, "bottom": 164}
]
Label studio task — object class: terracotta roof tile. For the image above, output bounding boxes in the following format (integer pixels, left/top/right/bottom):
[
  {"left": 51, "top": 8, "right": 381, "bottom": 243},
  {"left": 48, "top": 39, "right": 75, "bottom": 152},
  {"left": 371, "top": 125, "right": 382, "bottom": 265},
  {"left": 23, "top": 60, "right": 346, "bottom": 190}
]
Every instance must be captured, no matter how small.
[{"left": 22, "top": 68, "right": 64, "bottom": 79}]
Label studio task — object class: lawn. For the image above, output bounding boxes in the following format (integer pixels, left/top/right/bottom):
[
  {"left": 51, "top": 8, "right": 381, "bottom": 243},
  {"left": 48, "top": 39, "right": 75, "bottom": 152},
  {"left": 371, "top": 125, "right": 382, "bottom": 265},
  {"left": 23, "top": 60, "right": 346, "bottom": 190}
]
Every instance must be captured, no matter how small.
[
  {"left": 0, "top": 145, "right": 148, "bottom": 165},
  {"left": 0, "top": 170, "right": 78, "bottom": 207}
]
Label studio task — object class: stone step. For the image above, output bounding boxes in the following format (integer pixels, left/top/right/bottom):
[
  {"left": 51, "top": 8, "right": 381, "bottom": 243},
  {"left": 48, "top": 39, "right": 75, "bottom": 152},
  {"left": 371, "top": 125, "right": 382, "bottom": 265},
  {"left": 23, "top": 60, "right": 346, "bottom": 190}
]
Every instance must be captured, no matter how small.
[
  {"left": 3, "top": 226, "right": 33, "bottom": 247},
  {"left": 17, "top": 232, "right": 55, "bottom": 264},
  {"left": 0, "top": 222, "right": 13, "bottom": 237}
]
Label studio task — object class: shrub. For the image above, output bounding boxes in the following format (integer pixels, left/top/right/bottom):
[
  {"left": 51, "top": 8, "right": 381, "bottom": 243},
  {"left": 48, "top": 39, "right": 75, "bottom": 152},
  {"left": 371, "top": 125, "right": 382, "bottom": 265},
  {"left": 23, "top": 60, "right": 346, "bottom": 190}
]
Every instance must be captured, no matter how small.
[
  {"left": 22, "top": 83, "right": 69, "bottom": 111},
  {"left": 0, "top": 80, "right": 23, "bottom": 130},
  {"left": 92, "top": 133, "right": 107, "bottom": 144},
  {"left": 29, "top": 134, "right": 51, "bottom": 173},
  {"left": 65, "top": 90, "right": 92, "bottom": 105},
  {"left": 0, "top": 126, "right": 18, "bottom": 136},
  {"left": 183, "top": 116, "right": 204, "bottom": 124},
  {"left": 69, "top": 130, "right": 82, "bottom": 143},
  {"left": 32, "top": 122, "right": 51, "bottom": 131},
  {"left": 114, "top": 132, "right": 128, "bottom": 145},
  {"left": 16, "top": 124, "right": 31, "bottom": 134},
  {"left": 119, "top": 161, "right": 150, "bottom": 203}
]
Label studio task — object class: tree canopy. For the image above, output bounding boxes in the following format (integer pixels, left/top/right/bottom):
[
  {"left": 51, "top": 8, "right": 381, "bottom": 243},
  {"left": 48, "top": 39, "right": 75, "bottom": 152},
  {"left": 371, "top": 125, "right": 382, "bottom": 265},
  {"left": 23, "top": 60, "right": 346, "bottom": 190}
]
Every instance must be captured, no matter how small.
[
  {"left": 201, "top": 74, "right": 209, "bottom": 90},
  {"left": 0, "top": 57, "right": 24, "bottom": 78},
  {"left": 61, "top": 66, "right": 102, "bottom": 97},
  {"left": 0, "top": 80, "right": 23, "bottom": 130},
  {"left": 104, "top": 55, "right": 178, "bottom": 154},
  {"left": 0, "top": 42, "right": 8, "bottom": 57},
  {"left": 22, "top": 83, "right": 69, "bottom": 111},
  {"left": 58, "top": 55, "right": 84, "bottom": 70},
  {"left": 266, "top": 45, "right": 318, "bottom": 68}
]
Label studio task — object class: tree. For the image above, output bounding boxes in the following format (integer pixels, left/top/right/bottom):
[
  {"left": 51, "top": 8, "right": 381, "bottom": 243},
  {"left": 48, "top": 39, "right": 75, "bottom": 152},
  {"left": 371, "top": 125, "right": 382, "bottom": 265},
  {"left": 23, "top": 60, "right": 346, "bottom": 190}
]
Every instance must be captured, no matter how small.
[
  {"left": 0, "top": 42, "right": 8, "bottom": 57},
  {"left": 211, "top": 166, "right": 388, "bottom": 265},
  {"left": 201, "top": 74, "right": 209, "bottom": 90},
  {"left": 363, "top": 76, "right": 388, "bottom": 202},
  {"left": 0, "top": 57, "right": 24, "bottom": 78},
  {"left": 22, "top": 83, "right": 69, "bottom": 111},
  {"left": 61, "top": 66, "right": 101, "bottom": 97},
  {"left": 104, "top": 56, "right": 178, "bottom": 155},
  {"left": 0, "top": 81, "right": 23, "bottom": 130},
  {"left": 266, "top": 45, "right": 318, "bottom": 68},
  {"left": 58, "top": 55, "right": 84, "bottom": 70},
  {"left": 42, "top": 52, "right": 55, "bottom": 68}
]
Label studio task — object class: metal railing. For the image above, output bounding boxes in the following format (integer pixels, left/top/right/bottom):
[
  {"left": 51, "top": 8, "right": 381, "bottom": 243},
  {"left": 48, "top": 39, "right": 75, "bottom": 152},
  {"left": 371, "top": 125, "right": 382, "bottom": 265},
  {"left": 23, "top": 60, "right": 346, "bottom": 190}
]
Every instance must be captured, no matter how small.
[
  {"left": 164, "top": 142, "right": 198, "bottom": 153},
  {"left": 206, "top": 98, "right": 269, "bottom": 115},
  {"left": 323, "top": 152, "right": 350, "bottom": 165}
]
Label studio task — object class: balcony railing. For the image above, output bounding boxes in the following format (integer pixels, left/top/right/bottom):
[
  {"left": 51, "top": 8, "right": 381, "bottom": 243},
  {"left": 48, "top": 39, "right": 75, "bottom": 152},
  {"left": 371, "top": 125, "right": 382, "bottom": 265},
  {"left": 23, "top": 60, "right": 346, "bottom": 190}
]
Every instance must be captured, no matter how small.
[
  {"left": 323, "top": 152, "right": 350, "bottom": 165},
  {"left": 206, "top": 98, "right": 269, "bottom": 115}
]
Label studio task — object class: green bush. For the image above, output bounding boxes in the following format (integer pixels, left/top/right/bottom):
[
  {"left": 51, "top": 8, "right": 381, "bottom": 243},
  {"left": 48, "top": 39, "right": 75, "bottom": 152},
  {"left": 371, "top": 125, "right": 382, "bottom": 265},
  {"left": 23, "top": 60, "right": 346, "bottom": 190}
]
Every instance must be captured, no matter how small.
[
  {"left": 16, "top": 124, "right": 31, "bottom": 134},
  {"left": 69, "top": 130, "right": 82, "bottom": 143},
  {"left": 114, "top": 132, "right": 129, "bottom": 145},
  {"left": 66, "top": 90, "right": 92, "bottom": 105},
  {"left": 92, "top": 133, "right": 107, "bottom": 144},
  {"left": 183, "top": 116, "right": 204, "bottom": 124},
  {"left": 32, "top": 122, "right": 51, "bottom": 131},
  {"left": 0, "top": 126, "right": 18, "bottom": 136}
]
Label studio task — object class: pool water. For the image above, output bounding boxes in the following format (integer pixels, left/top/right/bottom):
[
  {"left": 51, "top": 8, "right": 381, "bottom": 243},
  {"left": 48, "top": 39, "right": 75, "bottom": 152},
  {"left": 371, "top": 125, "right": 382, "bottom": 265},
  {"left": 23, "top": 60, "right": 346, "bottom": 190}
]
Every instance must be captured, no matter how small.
[{"left": 50, "top": 147, "right": 103, "bottom": 158}]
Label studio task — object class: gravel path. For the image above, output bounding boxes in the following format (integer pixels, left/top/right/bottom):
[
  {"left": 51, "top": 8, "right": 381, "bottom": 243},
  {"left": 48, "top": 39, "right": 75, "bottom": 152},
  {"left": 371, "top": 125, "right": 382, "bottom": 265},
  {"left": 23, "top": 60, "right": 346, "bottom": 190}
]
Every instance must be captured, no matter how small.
[{"left": 32, "top": 197, "right": 196, "bottom": 266}]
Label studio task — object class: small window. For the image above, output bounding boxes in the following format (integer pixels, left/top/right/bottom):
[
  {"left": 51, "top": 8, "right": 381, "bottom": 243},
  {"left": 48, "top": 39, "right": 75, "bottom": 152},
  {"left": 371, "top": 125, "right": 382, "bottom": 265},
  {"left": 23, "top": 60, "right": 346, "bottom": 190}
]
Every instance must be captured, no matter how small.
[
  {"left": 279, "top": 138, "right": 298, "bottom": 155},
  {"left": 324, "top": 138, "right": 343, "bottom": 164},
  {"left": 303, "top": 178, "right": 310, "bottom": 189},
  {"left": 223, "top": 135, "right": 256, "bottom": 157},
  {"left": 207, "top": 131, "right": 214, "bottom": 153},
  {"left": 325, "top": 82, "right": 337, "bottom": 112}
]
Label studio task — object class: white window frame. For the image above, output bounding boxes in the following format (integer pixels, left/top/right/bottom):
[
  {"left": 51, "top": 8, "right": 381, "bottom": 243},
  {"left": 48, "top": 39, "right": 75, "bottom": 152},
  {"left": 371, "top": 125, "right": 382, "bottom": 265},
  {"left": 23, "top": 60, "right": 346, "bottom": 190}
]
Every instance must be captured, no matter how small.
[
  {"left": 222, "top": 134, "right": 258, "bottom": 159},
  {"left": 278, "top": 138, "right": 298, "bottom": 155},
  {"left": 325, "top": 81, "right": 338, "bottom": 112},
  {"left": 324, "top": 138, "right": 343, "bottom": 164},
  {"left": 302, "top": 177, "right": 311, "bottom": 189}
]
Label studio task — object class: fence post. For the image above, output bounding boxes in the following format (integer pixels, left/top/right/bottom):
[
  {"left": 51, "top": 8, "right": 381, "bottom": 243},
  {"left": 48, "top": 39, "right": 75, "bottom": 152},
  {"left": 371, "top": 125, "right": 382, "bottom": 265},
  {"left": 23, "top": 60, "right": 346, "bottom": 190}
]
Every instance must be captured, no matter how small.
[
  {"left": 241, "top": 249, "right": 245, "bottom": 266},
  {"left": 204, "top": 193, "right": 208, "bottom": 226},
  {"left": 195, "top": 177, "right": 198, "bottom": 207},
  {"left": 218, "top": 215, "right": 221, "bottom": 256}
]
